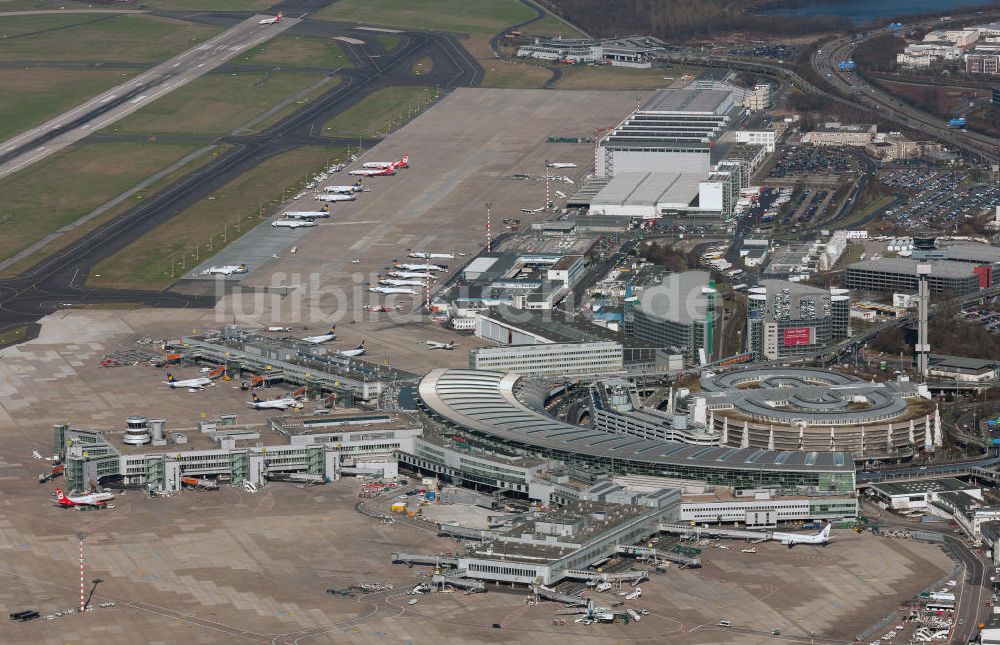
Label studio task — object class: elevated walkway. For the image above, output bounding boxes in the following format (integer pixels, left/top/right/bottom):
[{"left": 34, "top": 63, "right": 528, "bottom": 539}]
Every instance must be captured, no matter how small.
[
  {"left": 531, "top": 585, "right": 587, "bottom": 606},
  {"left": 391, "top": 552, "right": 459, "bottom": 567},
  {"left": 659, "top": 522, "right": 772, "bottom": 541},
  {"left": 617, "top": 543, "right": 701, "bottom": 567},
  {"left": 432, "top": 569, "right": 485, "bottom": 593},
  {"left": 564, "top": 569, "right": 647, "bottom": 583}
]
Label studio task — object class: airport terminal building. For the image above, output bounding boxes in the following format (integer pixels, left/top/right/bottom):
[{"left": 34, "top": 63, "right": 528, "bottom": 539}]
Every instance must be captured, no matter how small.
[{"left": 413, "top": 368, "right": 857, "bottom": 494}]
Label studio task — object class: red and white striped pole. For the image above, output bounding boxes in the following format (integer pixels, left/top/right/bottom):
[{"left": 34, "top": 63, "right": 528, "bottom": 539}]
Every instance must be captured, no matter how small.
[
  {"left": 485, "top": 202, "right": 492, "bottom": 252},
  {"left": 544, "top": 161, "right": 550, "bottom": 210},
  {"left": 79, "top": 535, "right": 85, "bottom": 612}
]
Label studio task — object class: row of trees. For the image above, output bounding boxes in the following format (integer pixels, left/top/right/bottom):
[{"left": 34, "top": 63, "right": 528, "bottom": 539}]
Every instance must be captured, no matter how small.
[
  {"left": 541, "top": 0, "right": 849, "bottom": 41},
  {"left": 870, "top": 318, "right": 1000, "bottom": 359},
  {"left": 639, "top": 242, "right": 701, "bottom": 272}
]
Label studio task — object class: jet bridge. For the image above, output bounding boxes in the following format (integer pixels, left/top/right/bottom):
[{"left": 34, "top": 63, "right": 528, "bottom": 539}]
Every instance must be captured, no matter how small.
[
  {"left": 391, "top": 552, "right": 459, "bottom": 567},
  {"left": 432, "top": 569, "right": 486, "bottom": 593},
  {"left": 563, "top": 569, "right": 648, "bottom": 583},
  {"left": 530, "top": 585, "right": 587, "bottom": 606}
]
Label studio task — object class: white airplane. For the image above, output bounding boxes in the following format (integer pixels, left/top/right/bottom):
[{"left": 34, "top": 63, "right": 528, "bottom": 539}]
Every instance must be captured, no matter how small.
[
  {"left": 425, "top": 341, "right": 456, "bottom": 350},
  {"left": 408, "top": 252, "right": 454, "bottom": 260},
  {"left": 521, "top": 207, "right": 543, "bottom": 214},
  {"left": 396, "top": 263, "right": 444, "bottom": 272},
  {"left": 267, "top": 326, "right": 291, "bottom": 332},
  {"left": 55, "top": 487, "right": 114, "bottom": 508},
  {"left": 338, "top": 341, "right": 365, "bottom": 357},
  {"left": 773, "top": 524, "right": 832, "bottom": 547},
  {"left": 388, "top": 271, "right": 434, "bottom": 280},
  {"left": 547, "top": 161, "right": 577, "bottom": 168},
  {"left": 164, "top": 373, "right": 213, "bottom": 389},
  {"left": 555, "top": 190, "right": 567, "bottom": 199},
  {"left": 362, "top": 154, "right": 409, "bottom": 169},
  {"left": 381, "top": 278, "right": 425, "bottom": 286},
  {"left": 248, "top": 392, "right": 302, "bottom": 410},
  {"left": 324, "top": 180, "right": 364, "bottom": 193},
  {"left": 349, "top": 162, "right": 397, "bottom": 177},
  {"left": 315, "top": 193, "right": 355, "bottom": 203},
  {"left": 301, "top": 326, "right": 337, "bottom": 344},
  {"left": 351, "top": 259, "right": 361, "bottom": 264},
  {"left": 201, "top": 264, "right": 248, "bottom": 276},
  {"left": 258, "top": 10, "right": 282, "bottom": 25},
  {"left": 272, "top": 219, "right": 317, "bottom": 229},
  {"left": 283, "top": 209, "right": 330, "bottom": 219},
  {"left": 32, "top": 451, "right": 43, "bottom": 460},
  {"left": 370, "top": 286, "right": 416, "bottom": 295}
]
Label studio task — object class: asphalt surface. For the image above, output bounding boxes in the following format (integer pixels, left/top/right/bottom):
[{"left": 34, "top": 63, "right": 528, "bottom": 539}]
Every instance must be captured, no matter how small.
[
  {"left": 811, "top": 23, "right": 999, "bottom": 164},
  {"left": 0, "top": 14, "right": 299, "bottom": 179},
  {"left": 868, "top": 509, "right": 990, "bottom": 645},
  {"left": 0, "top": 2, "right": 484, "bottom": 336}
]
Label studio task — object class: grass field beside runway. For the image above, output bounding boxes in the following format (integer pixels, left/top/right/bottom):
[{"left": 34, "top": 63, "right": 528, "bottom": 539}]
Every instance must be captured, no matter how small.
[
  {"left": 0, "top": 145, "right": 228, "bottom": 279},
  {"left": 0, "top": 141, "right": 201, "bottom": 265},
  {"left": 114, "top": 71, "right": 328, "bottom": 136},
  {"left": 314, "top": 0, "right": 579, "bottom": 89},
  {"left": 0, "top": 67, "right": 141, "bottom": 142},
  {"left": 315, "top": 0, "right": 536, "bottom": 34},
  {"left": 376, "top": 34, "right": 400, "bottom": 51},
  {"left": 129, "top": 0, "right": 274, "bottom": 9},
  {"left": 234, "top": 34, "right": 351, "bottom": 70},
  {"left": 0, "top": 14, "right": 220, "bottom": 63},
  {"left": 323, "top": 86, "right": 437, "bottom": 137},
  {"left": 0, "top": 0, "right": 71, "bottom": 10},
  {"left": 90, "top": 146, "right": 345, "bottom": 290},
  {"left": 520, "top": 14, "right": 586, "bottom": 38}
]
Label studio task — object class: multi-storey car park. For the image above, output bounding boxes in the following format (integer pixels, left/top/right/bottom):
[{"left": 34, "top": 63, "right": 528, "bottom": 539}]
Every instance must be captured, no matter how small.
[{"left": 413, "top": 368, "right": 857, "bottom": 494}]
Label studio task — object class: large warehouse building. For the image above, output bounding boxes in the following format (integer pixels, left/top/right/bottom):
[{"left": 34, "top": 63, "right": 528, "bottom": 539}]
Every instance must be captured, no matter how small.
[
  {"left": 596, "top": 88, "right": 743, "bottom": 177},
  {"left": 582, "top": 86, "right": 767, "bottom": 224}
]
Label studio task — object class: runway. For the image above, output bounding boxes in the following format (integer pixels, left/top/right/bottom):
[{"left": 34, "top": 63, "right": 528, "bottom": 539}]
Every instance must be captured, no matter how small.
[
  {"left": 0, "top": 14, "right": 298, "bottom": 181},
  {"left": 0, "top": 9, "right": 483, "bottom": 336}
]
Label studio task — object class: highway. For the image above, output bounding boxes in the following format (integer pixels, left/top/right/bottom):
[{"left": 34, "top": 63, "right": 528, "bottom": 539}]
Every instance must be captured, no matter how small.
[
  {"left": 0, "top": 14, "right": 299, "bottom": 181},
  {"left": 0, "top": 7, "right": 483, "bottom": 338},
  {"left": 812, "top": 25, "right": 999, "bottom": 163}
]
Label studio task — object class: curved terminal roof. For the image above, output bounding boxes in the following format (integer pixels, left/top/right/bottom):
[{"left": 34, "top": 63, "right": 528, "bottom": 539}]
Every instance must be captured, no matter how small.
[{"left": 418, "top": 369, "right": 853, "bottom": 473}]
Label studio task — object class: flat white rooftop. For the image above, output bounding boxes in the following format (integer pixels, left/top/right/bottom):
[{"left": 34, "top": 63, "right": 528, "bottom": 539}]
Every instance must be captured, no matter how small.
[
  {"left": 590, "top": 172, "right": 702, "bottom": 210},
  {"left": 640, "top": 88, "right": 734, "bottom": 115}
]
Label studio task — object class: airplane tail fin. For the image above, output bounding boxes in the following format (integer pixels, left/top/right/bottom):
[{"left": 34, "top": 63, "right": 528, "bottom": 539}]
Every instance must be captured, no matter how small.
[
  {"left": 277, "top": 11, "right": 283, "bottom": 20},
  {"left": 401, "top": 154, "right": 409, "bottom": 164},
  {"left": 166, "top": 373, "right": 175, "bottom": 382},
  {"left": 358, "top": 341, "right": 365, "bottom": 349},
  {"left": 55, "top": 488, "right": 71, "bottom": 504},
  {"left": 820, "top": 524, "right": 831, "bottom": 540},
  {"left": 252, "top": 393, "right": 261, "bottom": 402}
]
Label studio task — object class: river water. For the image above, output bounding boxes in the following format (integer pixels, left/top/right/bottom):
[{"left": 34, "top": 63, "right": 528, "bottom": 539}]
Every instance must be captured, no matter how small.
[{"left": 758, "top": 0, "right": 998, "bottom": 24}]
